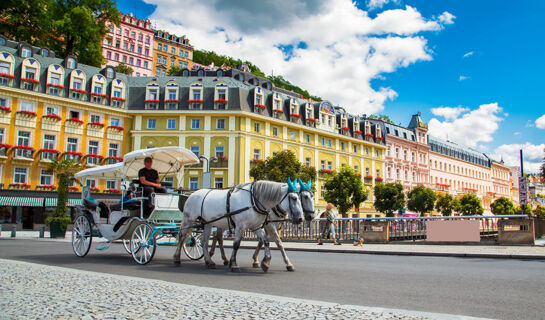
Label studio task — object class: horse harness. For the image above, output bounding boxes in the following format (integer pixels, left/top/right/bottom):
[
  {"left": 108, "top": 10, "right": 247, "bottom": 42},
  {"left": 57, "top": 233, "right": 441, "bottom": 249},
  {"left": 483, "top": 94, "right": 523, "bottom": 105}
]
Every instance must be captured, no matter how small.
[{"left": 196, "top": 182, "right": 272, "bottom": 232}]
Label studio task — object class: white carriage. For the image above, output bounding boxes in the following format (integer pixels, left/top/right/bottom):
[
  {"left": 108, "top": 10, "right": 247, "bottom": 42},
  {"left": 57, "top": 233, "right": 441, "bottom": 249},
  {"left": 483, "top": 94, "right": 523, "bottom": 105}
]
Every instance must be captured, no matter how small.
[{"left": 71, "top": 146, "right": 205, "bottom": 264}]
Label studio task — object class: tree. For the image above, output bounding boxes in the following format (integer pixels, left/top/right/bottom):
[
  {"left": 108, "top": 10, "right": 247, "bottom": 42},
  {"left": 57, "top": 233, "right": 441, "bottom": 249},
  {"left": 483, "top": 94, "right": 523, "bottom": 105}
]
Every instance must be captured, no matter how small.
[
  {"left": 249, "top": 150, "right": 317, "bottom": 190},
  {"left": 534, "top": 205, "right": 545, "bottom": 218},
  {"left": 0, "top": 0, "right": 52, "bottom": 47},
  {"left": 167, "top": 66, "right": 184, "bottom": 76},
  {"left": 44, "top": 159, "right": 81, "bottom": 229},
  {"left": 407, "top": 185, "right": 436, "bottom": 216},
  {"left": 516, "top": 204, "right": 532, "bottom": 216},
  {"left": 323, "top": 166, "right": 367, "bottom": 217},
  {"left": 114, "top": 63, "right": 133, "bottom": 75},
  {"left": 1, "top": 0, "right": 120, "bottom": 67},
  {"left": 435, "top": 193, "right": 456, "bottom": 216},
  {"left": 458, "top": 193, "right": 484, "bottom": 216},
  {"left": 374, "top": 182, "right": 405, "bottom": 217},
  {"left": 490, "top": 197, "right": 515, "bottom": 215},
  {"left": 49, "top": 0, "right": 120, "bottom": 66}
]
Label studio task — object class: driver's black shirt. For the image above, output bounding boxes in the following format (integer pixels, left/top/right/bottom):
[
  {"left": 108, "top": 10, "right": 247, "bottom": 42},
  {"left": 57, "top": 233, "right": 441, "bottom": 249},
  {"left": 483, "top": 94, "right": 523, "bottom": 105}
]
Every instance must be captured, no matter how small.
[{"left": 138, "top": 168, "right": 159, "bottom": 185}]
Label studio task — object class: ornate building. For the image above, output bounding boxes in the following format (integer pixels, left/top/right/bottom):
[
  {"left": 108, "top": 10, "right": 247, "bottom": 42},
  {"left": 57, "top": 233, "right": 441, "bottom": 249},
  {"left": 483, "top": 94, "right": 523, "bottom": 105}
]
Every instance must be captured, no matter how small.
[
  {"left": 0, "top": 38, "right": 386, "bottom": 229},
  {"left": 101, "top": 13, "right": 154, "bottom": 77},
  {"left": 152, "top": 30, "right": 193, "bottom": 77}
]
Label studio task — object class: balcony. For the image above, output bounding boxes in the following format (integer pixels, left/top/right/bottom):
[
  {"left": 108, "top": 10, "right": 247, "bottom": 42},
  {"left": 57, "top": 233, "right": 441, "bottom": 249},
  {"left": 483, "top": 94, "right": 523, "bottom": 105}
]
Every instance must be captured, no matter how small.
[
  {"left": 105, "top": 156, "right": 123, "bottom": 165},
  {"left": 211, "top": 157, "right": 228, "bottom": 168},
  {"left": 434, "top": 183, "right": 450, "bottom": 192},
  {"left": 0, "top": 143, "right": 11, "bottom": 157},
  {"left": 63, "top": 151, "right": 82, "bottom": 162},
  {"left": 85, "top": 154, "right": 104, "bottom": 166},
  {"left": 13, "top": 146, "right": 35, "bottom": 160},
  {"left": 39, "top": 149, "right": 60, "bottom": 162}
]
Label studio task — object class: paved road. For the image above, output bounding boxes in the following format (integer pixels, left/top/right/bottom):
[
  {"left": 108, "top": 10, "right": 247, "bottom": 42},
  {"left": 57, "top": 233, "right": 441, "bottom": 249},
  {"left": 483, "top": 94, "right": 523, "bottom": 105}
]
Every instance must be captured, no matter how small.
[{"left": 1, "top": 239, "right": 544, "bottom": 319}]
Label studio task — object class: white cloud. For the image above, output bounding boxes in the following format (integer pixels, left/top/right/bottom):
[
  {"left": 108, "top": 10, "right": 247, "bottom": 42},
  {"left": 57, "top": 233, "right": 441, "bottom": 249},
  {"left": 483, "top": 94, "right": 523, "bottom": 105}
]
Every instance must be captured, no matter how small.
[
  {"left": 430, "top": 106, "right": 469, "bottom": 121},
  {"left": 438, "top": 11, "right": 456, "bottom": 25},
  {"left": 428, "top": 103, "right": 504, "bottom": 148},
  {"left": 463, "top": 51, "right": 474, "bottom": 58},
  {"left": 492, "top": 143, "right": 545, "bottom": 173},
  {"left": 145, "top": 0, "right": 454, "bottom": 115},
  {"left": 367, "top": 0, "right": 399, "bottom": 10},
  {"left": 459, "top": 75, "right": 470, "bottom": 81},
  {"left": 514, "top": 132, "right": 521, "bottom": 136},
  {"left": 535, "top": 114, "right": 545, "bottom": 129}
]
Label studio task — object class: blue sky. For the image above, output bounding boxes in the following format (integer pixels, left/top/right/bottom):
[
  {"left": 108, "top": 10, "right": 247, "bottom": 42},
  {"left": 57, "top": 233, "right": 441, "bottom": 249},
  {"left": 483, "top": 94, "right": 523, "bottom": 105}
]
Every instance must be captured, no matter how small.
[{"left": 118, "top": 0, "right": 544, "bottom": 171}]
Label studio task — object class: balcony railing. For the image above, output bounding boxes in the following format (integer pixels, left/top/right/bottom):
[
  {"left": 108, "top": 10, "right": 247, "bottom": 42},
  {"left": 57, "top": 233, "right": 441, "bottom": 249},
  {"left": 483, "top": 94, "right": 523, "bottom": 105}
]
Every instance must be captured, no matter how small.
[{"left": 211, "top": 158, "right": 228, "bottom": 168}]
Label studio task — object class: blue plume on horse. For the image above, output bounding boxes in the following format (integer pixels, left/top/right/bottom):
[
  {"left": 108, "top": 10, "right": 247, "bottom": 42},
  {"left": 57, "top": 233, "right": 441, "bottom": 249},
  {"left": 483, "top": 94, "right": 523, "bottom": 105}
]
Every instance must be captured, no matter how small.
[
  {"left": 298, "top": 178, "right": 311, "bottom": 191},
  {"left": 287, "top": 177, "right": 297, "bottom": 192}
]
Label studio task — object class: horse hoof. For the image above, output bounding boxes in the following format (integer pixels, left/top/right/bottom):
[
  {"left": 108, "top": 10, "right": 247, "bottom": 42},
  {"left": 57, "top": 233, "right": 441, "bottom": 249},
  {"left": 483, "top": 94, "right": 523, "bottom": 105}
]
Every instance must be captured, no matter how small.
[
  {"left": 252, "top": 262, "right": 259, "bottom": 268},
  {"left": 173, "top": 260, "right": 181, "bottom": 265},
  {"left": 261, "top": 263, "right": 269, "bottom": 273},
  {"left": 286, "top": 265, "right": 295, "bottom": 272},
  {"left": 231, "top": 267, "right": 240, "bottom": 273},
  {"left": 206, "top": 263, "right": 216, "bottom": 269}
]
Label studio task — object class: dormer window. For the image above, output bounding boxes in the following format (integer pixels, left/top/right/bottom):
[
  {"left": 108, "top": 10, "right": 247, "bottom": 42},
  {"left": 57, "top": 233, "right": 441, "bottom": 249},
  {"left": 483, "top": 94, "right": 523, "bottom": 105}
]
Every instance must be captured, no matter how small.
[
  {"left": 41, "top": 48, "right": 48, "bottom": 56},
  {"left": 66, "top": 57, "right": 76, "bottom": 69},
  {"left": 0, "top": 52, "right": 15, "bottom": 86},
  {"left": 21, "top": 47, "right": 32, "bottom": 58},
  {"left": 106, "top": 68, "right": 114, "bottom": 78},
  {"left": 189, "top": 82, "right": 203, "bottom": 110},
  {"left": 376, "top": 124, "right": 383, "bottom": 141},
  {"left": 254, "top": 87, "right": 265, "bottom": 113},
  {"left": 214, "top": 83, "right": 228, "bottom": 110},
  {"left": 111, "top": 79, "right": 126, "bottom": 108},
  {"left": 20, "top": 58, "right": 40, "bottom": 91}
]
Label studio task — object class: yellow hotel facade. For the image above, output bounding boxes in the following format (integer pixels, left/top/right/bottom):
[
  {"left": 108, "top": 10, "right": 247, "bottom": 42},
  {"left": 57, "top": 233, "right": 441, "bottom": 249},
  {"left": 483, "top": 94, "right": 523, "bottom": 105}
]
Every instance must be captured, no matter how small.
[{"left": 0, "top": 38, "right": 385, "bottom": 228}]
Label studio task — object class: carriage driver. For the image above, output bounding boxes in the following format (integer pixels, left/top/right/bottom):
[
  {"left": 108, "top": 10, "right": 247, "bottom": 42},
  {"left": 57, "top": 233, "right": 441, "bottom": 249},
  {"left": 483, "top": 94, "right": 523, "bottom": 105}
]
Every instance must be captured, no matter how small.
[{"left": 138, "top": 157, "right": 166, "bottom": 215}]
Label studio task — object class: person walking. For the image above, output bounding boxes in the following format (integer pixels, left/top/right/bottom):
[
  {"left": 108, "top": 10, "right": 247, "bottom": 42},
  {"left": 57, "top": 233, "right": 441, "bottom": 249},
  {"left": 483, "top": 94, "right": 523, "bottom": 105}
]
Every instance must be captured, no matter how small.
[{"left": 317, "top": 203, "right": 341, "bottom": 245}]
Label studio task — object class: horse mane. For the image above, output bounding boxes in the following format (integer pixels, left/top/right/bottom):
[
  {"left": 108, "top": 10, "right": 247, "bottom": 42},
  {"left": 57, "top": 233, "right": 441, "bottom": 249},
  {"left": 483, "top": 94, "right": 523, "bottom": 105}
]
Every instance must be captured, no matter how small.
[{"left": 253, "top": 180, "right": 283, "bottom": 206}]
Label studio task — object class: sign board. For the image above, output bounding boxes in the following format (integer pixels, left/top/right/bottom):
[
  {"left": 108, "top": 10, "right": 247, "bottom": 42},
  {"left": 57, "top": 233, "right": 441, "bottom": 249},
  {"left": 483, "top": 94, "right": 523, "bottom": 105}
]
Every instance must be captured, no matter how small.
[
  {"left": 202, "top": 172, "right": 212, "bottom": 189},
  {"left": 519, "top": 176, "right": 528, "bottom": 205}
]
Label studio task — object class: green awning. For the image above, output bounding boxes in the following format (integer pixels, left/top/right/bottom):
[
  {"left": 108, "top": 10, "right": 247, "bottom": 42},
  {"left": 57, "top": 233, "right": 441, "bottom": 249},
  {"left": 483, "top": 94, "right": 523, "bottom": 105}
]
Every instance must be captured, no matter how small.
[
  {"left": 45, "top": 198, "right": 57, "bottom": 207},
  {"left": 0, "top": 197, "right": 45, "bottom": 207},
  {"left": 68, "top": 198, "right": 82, "bottom": 207}
]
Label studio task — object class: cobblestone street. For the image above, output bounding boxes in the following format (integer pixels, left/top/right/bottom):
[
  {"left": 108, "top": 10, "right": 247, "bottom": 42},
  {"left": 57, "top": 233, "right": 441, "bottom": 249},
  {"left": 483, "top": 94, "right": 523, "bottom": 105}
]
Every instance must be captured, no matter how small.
[{"left": 0, "top": 258, "right": 478, "bottom": 320}]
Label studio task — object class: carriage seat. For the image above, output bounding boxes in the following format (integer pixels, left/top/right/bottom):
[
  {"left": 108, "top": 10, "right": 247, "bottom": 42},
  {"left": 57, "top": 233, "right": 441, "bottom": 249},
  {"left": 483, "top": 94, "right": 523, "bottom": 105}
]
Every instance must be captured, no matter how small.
[{"left": 83, "top": 198, "right": 97, "bottom": 210}]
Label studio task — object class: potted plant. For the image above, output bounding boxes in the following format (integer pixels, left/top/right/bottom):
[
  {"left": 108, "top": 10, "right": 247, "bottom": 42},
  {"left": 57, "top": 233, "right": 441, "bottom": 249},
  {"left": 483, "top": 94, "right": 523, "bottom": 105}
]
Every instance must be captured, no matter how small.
[{"left": 45, "top": 159, "right": 81, "bottom": 238}]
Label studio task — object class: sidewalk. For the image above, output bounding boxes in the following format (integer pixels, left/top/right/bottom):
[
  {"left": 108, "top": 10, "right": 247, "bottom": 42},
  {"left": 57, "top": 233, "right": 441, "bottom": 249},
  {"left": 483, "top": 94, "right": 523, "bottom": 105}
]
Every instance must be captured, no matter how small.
[{"left": 2, "top": 231, "right": 544, "bottom": 260}]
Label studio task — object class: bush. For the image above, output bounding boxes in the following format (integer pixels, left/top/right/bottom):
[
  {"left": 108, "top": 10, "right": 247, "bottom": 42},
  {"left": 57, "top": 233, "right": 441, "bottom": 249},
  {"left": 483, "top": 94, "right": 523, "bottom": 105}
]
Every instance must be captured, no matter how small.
[
  {"left": 490, "top": 197, "right": 515, "bottom": 215},
  {"left": 458, "top": 193, "right": 484, "bottom": 216}
]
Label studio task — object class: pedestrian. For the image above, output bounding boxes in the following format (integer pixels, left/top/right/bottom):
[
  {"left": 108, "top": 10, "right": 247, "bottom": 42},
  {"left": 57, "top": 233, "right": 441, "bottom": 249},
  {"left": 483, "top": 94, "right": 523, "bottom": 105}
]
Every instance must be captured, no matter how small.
[{"left": 317, "top": 203, "right": 341, "bottom": 245}]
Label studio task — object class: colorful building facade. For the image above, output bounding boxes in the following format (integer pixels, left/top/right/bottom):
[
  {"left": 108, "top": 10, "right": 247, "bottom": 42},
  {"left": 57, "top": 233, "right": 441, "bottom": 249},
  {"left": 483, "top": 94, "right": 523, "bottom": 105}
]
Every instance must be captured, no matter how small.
[
  {"left": 152, "top": 30, "right": 194, "bottom": 77},
  {"left": 383, "top": 113, "right": 430, "bottom": 191},
  {"left": 0, "top": 38, "right": 386, "bottom": 229},
  {"left": 101, "top": 13, "right": 154, "bottom": 77}
]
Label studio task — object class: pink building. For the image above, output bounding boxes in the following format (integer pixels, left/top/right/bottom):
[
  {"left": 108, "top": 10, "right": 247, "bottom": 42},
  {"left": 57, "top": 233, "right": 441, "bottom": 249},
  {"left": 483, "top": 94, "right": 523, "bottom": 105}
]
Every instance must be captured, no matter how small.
[
  {"left": 102, "top": 13, "right": 154, "bottom": 77},
  {"left": 384, "top": 113, "right": 430, "bottom": 191}
]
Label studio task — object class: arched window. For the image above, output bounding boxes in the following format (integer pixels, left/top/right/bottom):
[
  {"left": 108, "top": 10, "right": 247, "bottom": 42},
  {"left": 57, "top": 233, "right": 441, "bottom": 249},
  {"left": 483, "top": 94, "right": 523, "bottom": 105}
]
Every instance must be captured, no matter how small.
[
  {"left": 182, "top": 69, "right": 189, "bottom": 77},
  {"left": 197, "top": 69, "right": 204, "bottom": 77},
  {"left": 214, "top": 82, "right": 228, "bottom": 110},
  {"left": 189, "top": 81, "right": 203, "bottom": 110}
]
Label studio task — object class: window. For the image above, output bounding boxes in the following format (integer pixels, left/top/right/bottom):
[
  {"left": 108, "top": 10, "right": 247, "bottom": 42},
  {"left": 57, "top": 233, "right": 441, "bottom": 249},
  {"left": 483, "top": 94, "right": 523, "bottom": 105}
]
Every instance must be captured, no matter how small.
[
  {"left": 253, "top": 149, "right": 261, "bottom": 160},
  {"left": 353, "top": 145, "right": 358, "bottom": 153},
  {"left": 16, "top": 131, "right": 30, "bottom": 157},
  {"left": 167, "top": 119, "right": 176, "bottom": 129},
  {"left": 254, "top": 122, "right": 261, "bottom": 133},
  {"left": 321, "top": 138, "right": 325, "bottom": 146},
  {"left": 305, "top": 158, "right": 311, "bottom": 167},
  {"left": 86, "top": 179, "right": 97, "bottom": 188},
  {"left": 162, "top": 57, "right": 167, "bottom": 64},
  {"left": 20, "top": 101, "right": 34, "bottom": 112},
  {"left": 110, "top": 118, "right": 120, "bottom": 126},
  {"left": 168, "top": 89, "right": 177, "bottom": 100},
  {"left": 306, "top": 134, "right": 310, "bottom": 143},
  {"left": 327, "top": 161, "right": 333, "bottom": 170},
  {"left": 114, "top": 53, "right": 119, "bottom": 61},
  {"left": 147, "top": 119, "right": 156, "bottom": 129},
  {"left": 49, "top": 73, "right": 61, "bottom": 85},
  {"left": 88, "top": 141, "right": 100, "bottom": 164},
  {"left": 190, "top": 146, "right": 199, "bottom": 157},
  {"left": 341, "top": 142, "right": 345, "bottom": 151},
  {"left": 143, "top": 61, "right": 148, "bottom": 69},
  {"left": 69, "top": 110, "right": 80, "bottom": 119},
  {"left": 191, "top": 119, "right": 200, "bottom": 129},
  {"left": 14, "top": 167, "right": 28, "bottom": 183},
  {"left": 320, "top": 160, "right": 325, "bottom": 170},
  {"left": 290, "top": 131, "right": 295, "bottom": 140},
  {"left": 0, "top": 128, "right": 4, "bottom": 143},
  {"left": 40, "top": 169, "right": 53, "bottom": 185},
  {"left": 72, "top": 78, "right": 82, "bottom": 90},
  {"left": 272, "top": 127, "right": 278, "bottom": 137},
  {"left": 106, "top": 180, "right": 117, "bottom": 190},
  {"left": 108, "top": 143, "right": 119, "bottom": 157},
  {"left": 158, "top": 43, "right": 162, "bottom": 51},
  {"left": 122, "top": 55, "right": 127, "bottom": 63},
  {"left": 214, "top": 177, "right": 223, "bottom": 189},
  {"left": 144, "top": 48, "right": 149, "bottom": 56},
  {"left": 66, "top": 58, "right": 76, "bottom": 69},
  {"left": 327, "top": 140, "right": 332, "bottom": 148},
  {"left": 90, "top": 114, "right": 101, "bottom": 123},
  {"left": 171, "top": 47, "right": 176, "bottom": 55},
  {"left": 167, "top": 102, "right": 177, "bottom": 110},
  {"left": 42, "top": 134, "right": 56, "bottom": 160},
  {"left": 215, "top": 146, "right": 224, "bottom": 158},
  {"left": 376, "top": 169, "right": 381, "bottom": 178},
  {"left": 136, "top": 59, "right": 141, "bottom": 67},
  {"left": 216, "top": 119, "right": 225, "bottom": 129},
  {"left": 21, "top": 47, "right": 32, "bottom": 58},
  {"left": 189, "top": 177, "right": 199, "bottom": 190},
  {"left": 163, "top": 44, "right": 168, "bottom": 52},
  {"left": 66, "top": 137, "right": 78, "bottom": 152}
]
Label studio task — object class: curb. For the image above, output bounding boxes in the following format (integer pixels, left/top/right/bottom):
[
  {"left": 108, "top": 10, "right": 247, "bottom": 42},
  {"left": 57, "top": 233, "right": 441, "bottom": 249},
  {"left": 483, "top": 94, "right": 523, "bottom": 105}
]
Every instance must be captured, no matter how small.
[{"left": 226, "top": 244, "right": 545, "bottom": 261}]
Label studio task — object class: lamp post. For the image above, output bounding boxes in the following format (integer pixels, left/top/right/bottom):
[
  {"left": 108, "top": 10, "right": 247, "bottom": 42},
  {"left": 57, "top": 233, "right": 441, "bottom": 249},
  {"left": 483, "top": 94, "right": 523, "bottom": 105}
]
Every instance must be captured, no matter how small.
[{"left": 199, "top": 156, "right": 218, "bottom": 189}]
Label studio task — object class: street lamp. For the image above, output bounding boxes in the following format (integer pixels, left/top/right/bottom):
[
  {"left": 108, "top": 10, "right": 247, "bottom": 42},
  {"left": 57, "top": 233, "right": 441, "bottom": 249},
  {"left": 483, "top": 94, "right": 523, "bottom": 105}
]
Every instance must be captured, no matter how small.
[{"left": 199, "top": 156, "right": 218, "bottom": 189}]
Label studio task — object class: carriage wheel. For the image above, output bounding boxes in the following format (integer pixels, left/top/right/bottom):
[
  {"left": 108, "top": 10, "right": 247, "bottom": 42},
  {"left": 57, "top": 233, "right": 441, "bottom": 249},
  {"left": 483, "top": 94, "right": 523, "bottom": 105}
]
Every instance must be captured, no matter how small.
[
  {"left": 122, "top": 240, "right": 132, "bottom": 254},
  {"left": 72, "top": 214, "right": 92, "bottom": 257},
  {"left": 183, "top": 231, "right": 204, "bottom": 260},
  {"left": 130, "top": 223, "right": 156, "bottom": 265}
]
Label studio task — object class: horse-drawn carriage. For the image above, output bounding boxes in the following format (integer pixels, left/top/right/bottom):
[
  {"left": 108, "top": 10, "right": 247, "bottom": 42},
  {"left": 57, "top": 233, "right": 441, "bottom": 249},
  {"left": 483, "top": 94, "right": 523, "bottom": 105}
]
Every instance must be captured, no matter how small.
[
  {"left": 72, "top": 146, "right": 316, "bottom": 271},
  {"left": 72, "top": 146, "right": 204, "bottom": 264}
]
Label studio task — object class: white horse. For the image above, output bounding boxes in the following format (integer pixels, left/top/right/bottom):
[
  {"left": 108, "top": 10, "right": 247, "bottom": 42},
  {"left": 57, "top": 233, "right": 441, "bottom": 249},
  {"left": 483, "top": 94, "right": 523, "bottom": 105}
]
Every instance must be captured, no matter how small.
[
  {"left": 210, "top": 178, "right": 315, "bottom": 271},
  {"left": 173, "top": 180, "right": 304, "bottom": 272}
]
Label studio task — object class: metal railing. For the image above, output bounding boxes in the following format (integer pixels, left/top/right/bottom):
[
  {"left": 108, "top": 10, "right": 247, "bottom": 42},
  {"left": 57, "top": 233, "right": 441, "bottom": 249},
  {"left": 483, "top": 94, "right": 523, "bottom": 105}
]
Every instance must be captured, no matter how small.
[{"left": 237, "top": 215, "right": 529, "bottom": 242}]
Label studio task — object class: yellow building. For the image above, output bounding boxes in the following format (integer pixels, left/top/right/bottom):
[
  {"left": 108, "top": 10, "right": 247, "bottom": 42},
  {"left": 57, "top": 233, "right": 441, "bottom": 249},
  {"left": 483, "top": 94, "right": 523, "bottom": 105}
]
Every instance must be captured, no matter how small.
[
  {"left": 0, "top": 37, "right": 385, "bottom": 229},
  {"left": 152, "top": 30, "right": 193, "bottom": 77}
]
